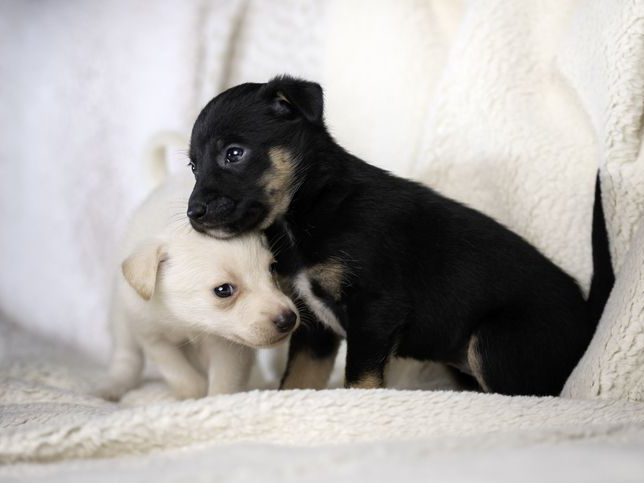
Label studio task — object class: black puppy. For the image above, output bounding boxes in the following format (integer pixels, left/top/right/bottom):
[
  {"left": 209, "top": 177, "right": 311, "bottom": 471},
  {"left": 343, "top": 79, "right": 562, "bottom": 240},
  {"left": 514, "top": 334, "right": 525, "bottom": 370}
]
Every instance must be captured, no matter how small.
[{"left": 187, "top": 76, "right": 595, "bottom": 396}]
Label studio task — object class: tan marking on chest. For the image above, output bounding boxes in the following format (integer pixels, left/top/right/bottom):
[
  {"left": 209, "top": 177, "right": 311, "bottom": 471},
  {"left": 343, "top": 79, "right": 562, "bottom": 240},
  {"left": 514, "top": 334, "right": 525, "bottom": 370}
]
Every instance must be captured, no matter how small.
[
  {"left": 274, "top": 273, "right": 295, "bottom": 297},
  {"left": 308, "top": 259, "right": 344, "bottom": 300}
]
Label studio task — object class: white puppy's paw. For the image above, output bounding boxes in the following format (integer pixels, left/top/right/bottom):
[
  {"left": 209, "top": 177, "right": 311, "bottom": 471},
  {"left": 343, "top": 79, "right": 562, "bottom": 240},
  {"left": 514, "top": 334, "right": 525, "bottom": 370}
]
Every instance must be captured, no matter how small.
[
  {"left": 92, "top": 382, "right": 129, "bottom": 402},
  {"left": 207, "top": 384, "right": 242, "bottom": 397},
  {"left": 172, "top": 378, "right": 208, "bottom": 400}
]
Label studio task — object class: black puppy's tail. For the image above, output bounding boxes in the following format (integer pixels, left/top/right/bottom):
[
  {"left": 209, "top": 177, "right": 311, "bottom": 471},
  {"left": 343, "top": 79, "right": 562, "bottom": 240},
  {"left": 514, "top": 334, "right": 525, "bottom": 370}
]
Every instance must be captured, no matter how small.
[{"left": 587, "top": 172, "right": 615, "bottom": 328}]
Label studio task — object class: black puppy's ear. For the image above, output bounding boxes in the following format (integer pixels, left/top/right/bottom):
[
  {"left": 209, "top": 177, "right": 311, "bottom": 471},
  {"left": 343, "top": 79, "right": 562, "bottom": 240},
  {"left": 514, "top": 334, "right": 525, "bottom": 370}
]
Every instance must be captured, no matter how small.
[{"left": 264, "top": 75, "right": 324, "bottom": 124}]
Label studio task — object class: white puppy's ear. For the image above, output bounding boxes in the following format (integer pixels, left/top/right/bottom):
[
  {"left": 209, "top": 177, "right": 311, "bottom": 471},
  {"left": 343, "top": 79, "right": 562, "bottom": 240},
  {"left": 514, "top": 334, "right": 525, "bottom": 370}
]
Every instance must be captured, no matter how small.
[{"left": 121, "top": 242, "right": 168, "bottom": 301}]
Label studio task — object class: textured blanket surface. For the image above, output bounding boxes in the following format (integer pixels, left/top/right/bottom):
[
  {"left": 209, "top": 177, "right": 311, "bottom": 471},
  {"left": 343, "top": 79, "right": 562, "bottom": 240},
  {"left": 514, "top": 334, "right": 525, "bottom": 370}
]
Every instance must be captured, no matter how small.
[{"left": 2, "top": 319, "right": 644, "bottom": 481}]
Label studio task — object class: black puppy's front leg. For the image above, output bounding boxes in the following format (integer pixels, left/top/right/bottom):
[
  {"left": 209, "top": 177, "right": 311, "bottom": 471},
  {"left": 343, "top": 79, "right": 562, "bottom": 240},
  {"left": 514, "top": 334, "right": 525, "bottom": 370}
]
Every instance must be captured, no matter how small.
[
  {"left": 266, "top": 220, "right": 341, "bottom": 389},
  {"left": 345, "top": 335, "right": 390, "bottom": 389},
  {"left": 344, "top": 304, "right": 398, "bottom": 389},
  {"left": 281, "top": 306, "right": 340, "bottom": 389}
]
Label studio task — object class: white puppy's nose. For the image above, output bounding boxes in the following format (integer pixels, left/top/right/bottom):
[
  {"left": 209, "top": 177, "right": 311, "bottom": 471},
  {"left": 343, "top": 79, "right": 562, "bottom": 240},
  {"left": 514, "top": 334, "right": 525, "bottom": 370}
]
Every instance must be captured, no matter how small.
[{"left": 273, "top": 309, "right": 297, "bottom": 333}]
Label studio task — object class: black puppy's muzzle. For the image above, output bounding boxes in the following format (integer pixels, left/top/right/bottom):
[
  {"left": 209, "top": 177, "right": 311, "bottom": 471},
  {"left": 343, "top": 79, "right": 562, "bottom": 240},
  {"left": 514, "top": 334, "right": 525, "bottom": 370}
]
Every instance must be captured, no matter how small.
[
  {"left": 187, "top": 196, "right": 236, "bottom": 221},
  {"left": 187, "top": 196, "right": 236, "bottom": 234},
  {"left": 187, "top": 195, "right": 268, "bottom": 237}
]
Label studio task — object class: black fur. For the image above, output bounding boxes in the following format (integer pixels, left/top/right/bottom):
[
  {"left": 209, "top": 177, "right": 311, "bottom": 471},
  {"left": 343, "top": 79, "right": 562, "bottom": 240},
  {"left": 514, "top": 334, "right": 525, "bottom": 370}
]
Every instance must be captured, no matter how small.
[
  {"left": 588, "top": 173, "right": 615, "bottom": 324},
  {"left": 188, "top": 75, "right": 596, "bottom": 396}
]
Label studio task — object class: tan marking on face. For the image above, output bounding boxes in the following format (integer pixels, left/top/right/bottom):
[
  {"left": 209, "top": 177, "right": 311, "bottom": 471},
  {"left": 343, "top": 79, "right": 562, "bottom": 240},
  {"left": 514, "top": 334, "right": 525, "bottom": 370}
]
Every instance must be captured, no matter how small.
[
  {"left": 260, "top": 147, "right": 296, "bottom": 229},
  {"left": 467, "top": 335, "right": 490, "bottom": 392},
  {"left": 280, "top": 351, "right": 337, "bottom": 390},
  {"left": 308, "top": 260, "right": 344, "bottom": 300},
  {"left": 348, "top": 372, "right": 383, "bottom": 389}
]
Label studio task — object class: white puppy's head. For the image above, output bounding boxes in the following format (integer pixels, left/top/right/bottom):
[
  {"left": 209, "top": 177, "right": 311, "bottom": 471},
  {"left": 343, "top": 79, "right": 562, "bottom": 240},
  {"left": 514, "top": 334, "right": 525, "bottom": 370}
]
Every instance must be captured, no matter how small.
[{"left": 121, "top": 231, "right": 298, "bottom": 347}]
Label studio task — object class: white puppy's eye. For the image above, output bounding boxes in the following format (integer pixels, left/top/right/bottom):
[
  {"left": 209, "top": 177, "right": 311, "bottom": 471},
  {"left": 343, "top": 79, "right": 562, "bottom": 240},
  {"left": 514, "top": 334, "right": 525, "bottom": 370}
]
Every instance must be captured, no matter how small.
[{"left": 214, "top": 283, "right": 235, "bottom": 298}]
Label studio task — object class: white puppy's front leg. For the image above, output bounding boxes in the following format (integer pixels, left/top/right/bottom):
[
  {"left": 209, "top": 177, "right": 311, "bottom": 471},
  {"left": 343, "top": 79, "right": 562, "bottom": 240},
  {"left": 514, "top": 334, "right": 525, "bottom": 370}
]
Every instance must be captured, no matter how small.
[
  {"left": 94, "top": 304, "right": 144, "bottom": 401},
  {"left": 141, "top": 338, "right": 207, "bottom": 399},
  {"left": 203, "top": 336, "right": 255, "bottom": 395}
]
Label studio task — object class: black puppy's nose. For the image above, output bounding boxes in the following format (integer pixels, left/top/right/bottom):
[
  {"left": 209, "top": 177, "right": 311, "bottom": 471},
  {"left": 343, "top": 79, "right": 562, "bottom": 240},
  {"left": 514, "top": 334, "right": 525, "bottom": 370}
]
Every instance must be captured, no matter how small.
[
  {"left": 187, "top": 202, "right": 206, "bottom": 220},
  {"left": 273, "top": 310, "right": 297, "bottom": 333}
]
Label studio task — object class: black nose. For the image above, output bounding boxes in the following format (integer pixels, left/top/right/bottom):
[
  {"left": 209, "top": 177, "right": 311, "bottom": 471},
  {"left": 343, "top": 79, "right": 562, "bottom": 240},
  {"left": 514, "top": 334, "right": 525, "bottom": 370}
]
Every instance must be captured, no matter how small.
[
  {"left": 187, "top": 202, "right": 206, "bottom": 220},
  {"left": 273, "top": 310, "right": 297, "bottom": 333}
]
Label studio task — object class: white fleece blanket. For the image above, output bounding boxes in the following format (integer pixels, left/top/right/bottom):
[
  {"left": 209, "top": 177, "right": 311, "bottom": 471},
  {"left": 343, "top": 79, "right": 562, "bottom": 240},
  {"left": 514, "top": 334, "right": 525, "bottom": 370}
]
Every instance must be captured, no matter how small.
[
  {"left": 1, "top": 0, "right": 644, "bottom": 480},
  {"left": 2, "top": 318, "right": 644, "bottom": 481}
]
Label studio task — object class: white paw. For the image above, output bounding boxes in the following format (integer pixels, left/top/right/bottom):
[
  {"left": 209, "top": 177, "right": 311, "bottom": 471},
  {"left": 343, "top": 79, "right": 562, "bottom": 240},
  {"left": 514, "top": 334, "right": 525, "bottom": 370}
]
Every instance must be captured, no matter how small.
[
  {"left": 92, "top": 383, "right": 129, "bottom": 401},
  {"left": 172, "top": 378, "right": 207, "bottom": 400},
  {"left": 207, "top": 385, "right": 241, "bottom": 397}
]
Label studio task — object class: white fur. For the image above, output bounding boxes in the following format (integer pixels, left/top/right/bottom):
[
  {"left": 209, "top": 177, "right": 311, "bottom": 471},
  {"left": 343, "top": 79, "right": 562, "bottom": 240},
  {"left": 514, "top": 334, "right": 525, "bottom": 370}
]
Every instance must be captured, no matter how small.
[
  {"left": 294, "top": 271, "right": 346, "bottom": 338},
  {"left": 95, "top": 174, "right": 297, "bottom": 400}
]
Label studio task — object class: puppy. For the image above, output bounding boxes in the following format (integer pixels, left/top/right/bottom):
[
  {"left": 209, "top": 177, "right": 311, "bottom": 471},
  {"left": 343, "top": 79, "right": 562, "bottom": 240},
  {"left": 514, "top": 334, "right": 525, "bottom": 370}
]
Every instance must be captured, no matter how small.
[
  {"left": 185, "top": 76, "right": 595, "bottom": 396},
  {"left": 96, "top": 173, "right": 298, "bottom": 401}
]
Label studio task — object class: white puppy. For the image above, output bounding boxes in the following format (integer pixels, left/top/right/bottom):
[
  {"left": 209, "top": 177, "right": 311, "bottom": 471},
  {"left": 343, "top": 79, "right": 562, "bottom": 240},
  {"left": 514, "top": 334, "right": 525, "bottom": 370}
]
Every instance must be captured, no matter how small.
[{"left": 96, "top": 173, "right": 298, "bottom": 401}]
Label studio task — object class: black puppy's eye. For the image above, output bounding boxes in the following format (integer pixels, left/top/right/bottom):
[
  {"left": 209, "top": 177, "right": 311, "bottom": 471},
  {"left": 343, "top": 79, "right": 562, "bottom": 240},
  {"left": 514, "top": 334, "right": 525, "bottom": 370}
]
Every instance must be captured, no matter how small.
[
  {"left": 213, "top": 283, "right": 235, "bottom": 298},
  {"left": 187, "top": 161, "right": 196, "bottom": 173},
  {"left": 225, "top": 147, "right": 244, "bottom": 163}
]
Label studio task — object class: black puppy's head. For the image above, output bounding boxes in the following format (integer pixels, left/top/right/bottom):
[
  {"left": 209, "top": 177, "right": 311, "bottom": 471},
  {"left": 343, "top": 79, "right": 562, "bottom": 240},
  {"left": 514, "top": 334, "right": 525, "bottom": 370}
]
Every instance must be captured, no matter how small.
[{"left": 187, "top": 76, "right": 324, "bottom": 238}]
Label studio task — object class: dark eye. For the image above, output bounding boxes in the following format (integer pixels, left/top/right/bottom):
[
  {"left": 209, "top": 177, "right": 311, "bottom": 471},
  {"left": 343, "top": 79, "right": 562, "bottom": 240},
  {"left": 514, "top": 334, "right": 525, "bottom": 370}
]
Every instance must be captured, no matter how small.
[
  {"left": 225, "top": 147, "right": 244, "bottom": 163},
  {"left": 188, "top": 161, "right": 196, "bottom": 173},
  {"left": 213, "top": 283, "right": 235, "bottom": 298}
]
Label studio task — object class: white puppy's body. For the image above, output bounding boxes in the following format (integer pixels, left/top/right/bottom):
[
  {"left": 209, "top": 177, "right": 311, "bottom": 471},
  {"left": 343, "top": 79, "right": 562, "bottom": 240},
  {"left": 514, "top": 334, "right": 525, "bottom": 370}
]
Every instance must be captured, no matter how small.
[{"left": 97, "top": 173, "right": 297, "bottom": 400}]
